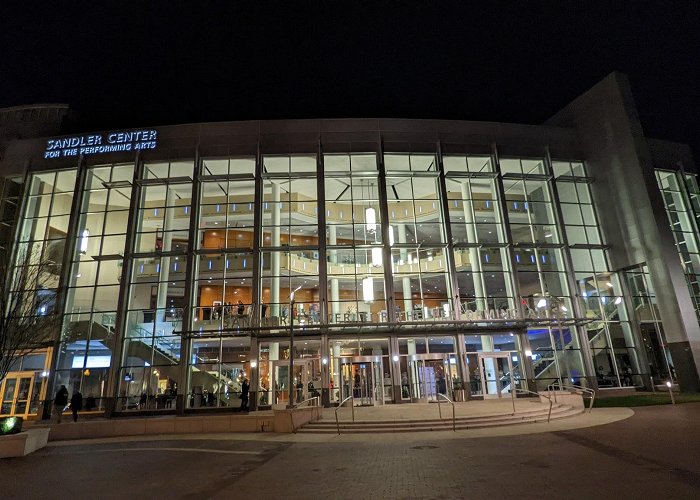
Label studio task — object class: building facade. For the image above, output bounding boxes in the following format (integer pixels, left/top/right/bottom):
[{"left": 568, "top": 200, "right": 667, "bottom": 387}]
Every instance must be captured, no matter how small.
[{"left": 0, "top": 73, "right": 699, "bottom": 419}]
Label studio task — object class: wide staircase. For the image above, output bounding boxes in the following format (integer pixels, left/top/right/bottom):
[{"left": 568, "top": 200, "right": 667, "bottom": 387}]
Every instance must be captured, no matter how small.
[{"left": 298, "top": 398, "right": 582, "bottom": 434}]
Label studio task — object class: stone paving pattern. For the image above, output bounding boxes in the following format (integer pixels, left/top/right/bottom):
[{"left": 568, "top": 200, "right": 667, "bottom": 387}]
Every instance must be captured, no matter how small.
[{"left": 1, "top": 403, "right": 699, "bottom": 499}]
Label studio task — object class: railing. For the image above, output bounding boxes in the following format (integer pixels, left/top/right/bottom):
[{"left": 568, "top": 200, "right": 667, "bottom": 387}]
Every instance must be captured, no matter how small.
[
  {"left": 334, "top": 395, "right": 355, "bottom": 435},
  {"left": 547, "top": 382, "right": 596, "bottom": 413},
  {"left": 513, "top": 388, "right": 553, "bottom": 423},
  {"left": 437, "top": 393, "right": 456, "bottom": 432},
  {"left": 288, "top": 396, "right": 321, "bottom": 433}
]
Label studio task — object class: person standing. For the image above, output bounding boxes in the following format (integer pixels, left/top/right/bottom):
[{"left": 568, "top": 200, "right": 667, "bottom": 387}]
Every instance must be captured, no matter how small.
[
  {"left": 53, "top": 385, "right": 69, "bottom": 424},
  {"left": 70, "top": 390, "right": 83, "bottom": 422},
  {"left": 240, "top": 378, "right": 250, "bottom": 411}
]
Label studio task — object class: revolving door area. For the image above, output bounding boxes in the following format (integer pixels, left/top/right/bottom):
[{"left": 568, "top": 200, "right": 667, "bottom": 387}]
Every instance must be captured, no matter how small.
[
  {"left": 403, "top": 355, "right": 457, "bottom": 402},
  {"left": 337, "top": 356, "right": 384, "bottom": 406}
]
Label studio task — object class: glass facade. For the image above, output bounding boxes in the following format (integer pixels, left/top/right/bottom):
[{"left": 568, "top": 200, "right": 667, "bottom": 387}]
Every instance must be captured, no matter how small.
[{"left": 2, "top": 141, "right": 692, "bottom": 417}]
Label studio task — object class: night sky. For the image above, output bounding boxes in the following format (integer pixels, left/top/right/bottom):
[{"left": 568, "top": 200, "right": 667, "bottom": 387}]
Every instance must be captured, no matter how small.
[{"left": 2, "top": 3, "right": 699, "bottom": 157}]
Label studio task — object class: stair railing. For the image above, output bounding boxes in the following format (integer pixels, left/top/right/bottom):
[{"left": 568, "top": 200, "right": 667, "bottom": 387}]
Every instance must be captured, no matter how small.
[
  {"left": 437, "top": 393, "right": 456, "bottom": 432},
  {"left": 513, "top": 388, "right": 553, "bottom": 423},
  {"left": 334, "top": 395, "right": 354, "bottom": 435},
  {"left": 547, "top": 382, "right": 595, "bottom": 413}
]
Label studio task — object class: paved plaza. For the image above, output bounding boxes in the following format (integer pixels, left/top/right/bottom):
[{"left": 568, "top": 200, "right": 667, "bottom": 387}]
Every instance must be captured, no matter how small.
[{"left": 2, "top": 403, "right": 700, "bottom": 499}]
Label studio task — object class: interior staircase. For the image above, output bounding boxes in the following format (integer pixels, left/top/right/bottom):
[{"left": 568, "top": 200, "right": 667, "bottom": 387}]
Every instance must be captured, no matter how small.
[{"left": 297, "top": 401, "right": 582, "bottom": 434}]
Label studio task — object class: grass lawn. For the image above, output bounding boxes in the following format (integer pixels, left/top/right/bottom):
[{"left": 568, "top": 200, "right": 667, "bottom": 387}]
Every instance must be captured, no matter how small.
[{"left": 593, "top": 392, "right": 700, "bottom": 407}]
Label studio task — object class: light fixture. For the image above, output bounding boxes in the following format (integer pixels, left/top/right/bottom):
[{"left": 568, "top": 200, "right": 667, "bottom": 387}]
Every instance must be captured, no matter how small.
[
  {"left": 392, "top": 355, "right": 399, "bottom": 362},
  {"left": 80, "top": 229, "right": 89, "bottom": 254},
  {"left": 322, "top": 357, "right": 328, "bottom": 365},
  {"left": 250, "top": 360, "right": 257, "bottom": 368},
  {"left": 606, "top": 282, "right": 613, "bottom": 288},
  {"left": 372, "top": 247, "right": 383, "bottom": 267},
  {"left": 525, "top": 350, "right": 533, "bottom": 358},
  {"left": 560, "top": 305, "right": 568, "bottom": 313},
  {"left": 614, "top": 296, "right": 623, "bottom": 305},
  {"left": 389, "top": 225, "right": 395, "bottom": 246},
  {"left": 536, "top": 298, "right": 547, "bottom": 309},
  {"left": 365, "top": 207, "right": 377, "bottom": 232},
  {"left": 362, "top": 276, "right": 374, "bottom": 302}
]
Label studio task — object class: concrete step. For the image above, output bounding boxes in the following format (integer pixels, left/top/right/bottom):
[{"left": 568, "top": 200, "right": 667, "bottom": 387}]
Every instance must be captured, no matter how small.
[
  {"left": 307, "top": 404, "right": 569, "bottom": 427},
  {"left": 298, "top": 406, "right": 581, "bottom": 434}
]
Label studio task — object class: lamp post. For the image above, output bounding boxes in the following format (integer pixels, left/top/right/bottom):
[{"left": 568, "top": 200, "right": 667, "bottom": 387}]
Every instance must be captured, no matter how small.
[{"left": 287, "top": 285, "right": 302, "bottom": 408}]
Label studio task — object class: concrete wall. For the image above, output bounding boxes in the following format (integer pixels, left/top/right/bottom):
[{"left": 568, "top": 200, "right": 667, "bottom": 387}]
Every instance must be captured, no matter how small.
[{"left": 548, "top": 72, "right": 700, "bottom": 391}]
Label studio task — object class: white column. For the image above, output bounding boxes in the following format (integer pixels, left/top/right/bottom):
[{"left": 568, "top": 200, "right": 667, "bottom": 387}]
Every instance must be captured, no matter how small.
[
  {"left": 333, "top": 342, "right": 341, "bottom": 401},
  {"left": 329, "top": 225, "right": 339, "bottom": 321},
  {"left": 481, "top": 335, "right": 498, "bottom": 394},
  {"left": 269, "top": 342, "right": 279, "bottom": 405},
  {"left": 270, "top": 182, "right": 281, "bottom": 318},
  {"left": 462, "top": 181, "right": 486, "bottom": 311},
  {"left": 397, "top": 223, "right": 412, "bottom": 318},
  {"left": 156, "top": 187, "right": 176, "bottom": 322},
  {"left": 407, "top": 339, "right": 420, "bottom": 399}
]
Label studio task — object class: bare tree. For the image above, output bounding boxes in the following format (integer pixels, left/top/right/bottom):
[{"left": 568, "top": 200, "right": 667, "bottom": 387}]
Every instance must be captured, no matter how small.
[{"left": 0, "top": 247, "right": 61, "bottom": 384}]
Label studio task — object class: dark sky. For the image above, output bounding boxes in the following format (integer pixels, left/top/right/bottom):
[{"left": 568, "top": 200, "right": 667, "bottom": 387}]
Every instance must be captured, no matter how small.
[{"left": 2, "top": 2, "right": 699, "bottom": 157}]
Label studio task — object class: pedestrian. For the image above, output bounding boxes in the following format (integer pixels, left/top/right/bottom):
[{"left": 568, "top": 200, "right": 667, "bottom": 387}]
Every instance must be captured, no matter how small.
[
  {"left": 240, "top": 378, "right": 250, "bottom": 411},
  {"left": 53, "top": 385, "right": 69, "bottom": 424},
  {"left": 70, "top": 389, "right": 83, "bottom": 422}
]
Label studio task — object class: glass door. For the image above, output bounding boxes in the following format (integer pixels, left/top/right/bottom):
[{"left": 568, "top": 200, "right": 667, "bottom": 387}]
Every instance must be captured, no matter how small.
[
  {"left": 0, "top": 374, "right": 35, "bottom": 416},
  {"left": 339, "top": 357, "right": 381, "bottom": 406},
  {"left": 478, "top": 354, "right": 513, "bottom": 398},
  {"left": 270, "top": 360, "right": 308, "bottom": 406},
  {"left": 407, "top": 355, "right": 451, "bottom": 402}
]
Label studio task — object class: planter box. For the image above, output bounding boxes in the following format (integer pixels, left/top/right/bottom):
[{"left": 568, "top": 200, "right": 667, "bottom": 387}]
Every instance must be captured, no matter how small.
[{"left": 0, "top": 428, "right": 50, "bottom": 458}]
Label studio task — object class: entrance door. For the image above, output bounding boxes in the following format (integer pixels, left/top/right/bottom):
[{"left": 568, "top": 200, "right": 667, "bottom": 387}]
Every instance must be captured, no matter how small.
[
  {"left": 478, "top": 354, "right": 514, "bottom": 398},
  {"left": 407, "top": 355, "right": 452, "bottom": 402},
  {"left": 0, "top": 374, "right": 34, "bottom": 416},
  {"left": 270, "top": 360, "right": 310, "bottom": 406},
  {"left": 339, "top": 356, "right": 383, "bottom": 406}
]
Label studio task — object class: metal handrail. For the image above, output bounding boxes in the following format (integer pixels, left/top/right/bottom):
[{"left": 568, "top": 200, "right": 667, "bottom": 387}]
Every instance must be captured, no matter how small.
[
  {"left": 437, "top": 393, "right": 456, "bottom": 432},
  {"left": 293, "top": 396, "right": 320, "bottom": 408},
  {"left": 513, "top": 388, "right": 553, "bottom": 423},
  {"left": 547, "top": 382, "right": 595, "bottom": 413},
  {"left": 334, "top": 396, "right": 355, "bottom": 435},
  {"left": 288, "top": 396, "right": 321, "bottom": 433}
]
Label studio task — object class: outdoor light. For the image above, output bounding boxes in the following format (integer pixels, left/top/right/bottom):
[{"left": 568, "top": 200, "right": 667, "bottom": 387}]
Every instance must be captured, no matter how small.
[
  {"left": 536, "top": 298, "right": 547, "bottom": 309},
  {"left": 392, "top": 355, "right": 399, "bottom": 362},
  {"left": 666, "top": 381, "right": 672, "bottom": 388},
  {"left": 322, "top": 357, "right": 328, "bottom": 365},
  {"left": 80, "top": 229, "right": 89, "bottom": 254},
  {"left": 365, "top": 207, "right": 377, "bottom": 232},
  {"left": 250, "top": 360, "right": 257, "bottom": 369},
  {"left": 614, "top": 297, "right": 623, "bottom": 305},
  {"left": 362, "top": 276, "right": 374, "bottom": 302}
]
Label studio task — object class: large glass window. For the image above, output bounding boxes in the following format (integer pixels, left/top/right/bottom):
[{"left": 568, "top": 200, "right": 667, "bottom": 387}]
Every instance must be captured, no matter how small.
[
  {"left": 56, "top": 164, "right": 133, "bottom": 408},
  {"left": 261, "top": 155, "right": 320, "bottom": 328}
]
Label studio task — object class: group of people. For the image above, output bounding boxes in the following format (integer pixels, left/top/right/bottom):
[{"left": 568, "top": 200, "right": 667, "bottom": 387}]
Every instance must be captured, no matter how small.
[
  {"left": 212, "top": 300, "right": 249, "bottom": 327},
  {"left": 52, "top": 385, "right": 84, "bottom": 423}
]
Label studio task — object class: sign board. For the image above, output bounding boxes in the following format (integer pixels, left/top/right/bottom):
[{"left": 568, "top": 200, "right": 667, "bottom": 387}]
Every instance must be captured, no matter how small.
[{"left": 44, "top": 129, "right": 157, "bottom": 158}]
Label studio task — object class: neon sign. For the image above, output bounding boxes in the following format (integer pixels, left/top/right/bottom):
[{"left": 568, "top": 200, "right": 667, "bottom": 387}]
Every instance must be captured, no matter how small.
[{"left": 44, "top": 129, "right": 157, "bottom": 158}]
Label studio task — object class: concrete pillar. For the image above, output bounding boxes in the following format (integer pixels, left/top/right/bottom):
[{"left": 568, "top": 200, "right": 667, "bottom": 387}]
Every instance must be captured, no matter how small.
[
  {"left": 397, "top": 223, "right": 412, "bottom": 318},
  {"left": 329, "top": 225, "right": 339, "bottom": 321},
  {"left": 156, "top": 187, "right": 176, "bottom": 322},
  {"left": 268, "top": 342, "right": 279, "bottom": 405},
  {"left": 407, "top": 339, "right": 420, "bottom": 399},
  {"left": 332, "top": 341, "right": 341, "bottom": 403},
  {"left": 270, "top": 182, "right": 281, "bottom": 318},
  {"left": 461, "top": 181, "right": 486, "bottom": 310},
  {"left": 249, "top": 337, "right": 258, "bottom": 410},
  {"left": 481, "top": 335, "right": 498, "bottom": 394}
]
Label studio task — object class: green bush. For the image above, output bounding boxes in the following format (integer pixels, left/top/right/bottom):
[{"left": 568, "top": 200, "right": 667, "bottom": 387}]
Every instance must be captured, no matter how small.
[{"left": 0, "top": 416, "right": 23, "bottom": 435}]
